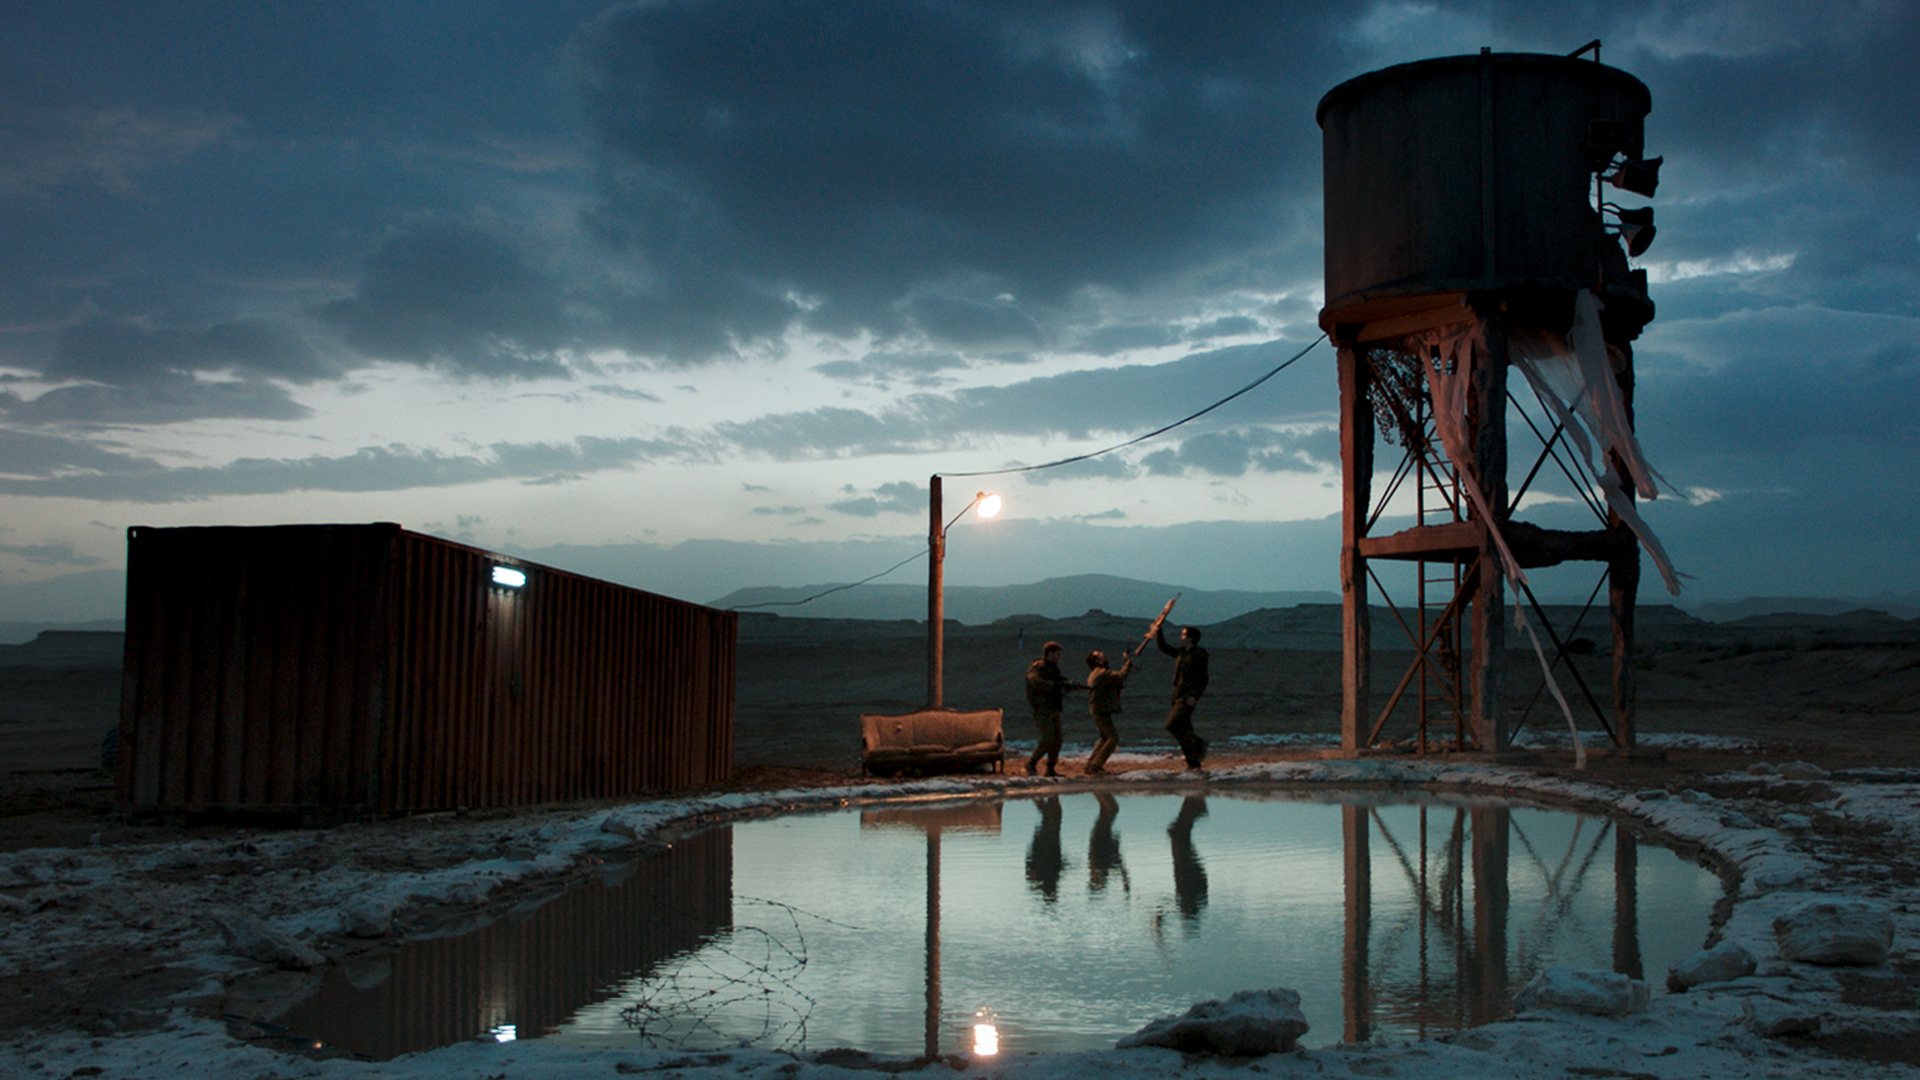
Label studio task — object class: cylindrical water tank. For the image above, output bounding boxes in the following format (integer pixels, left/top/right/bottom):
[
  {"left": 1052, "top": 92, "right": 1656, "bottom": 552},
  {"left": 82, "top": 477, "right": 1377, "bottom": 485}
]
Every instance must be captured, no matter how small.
[{"left": 1318, "top": 52, "right": 1651, "bottom": 330}]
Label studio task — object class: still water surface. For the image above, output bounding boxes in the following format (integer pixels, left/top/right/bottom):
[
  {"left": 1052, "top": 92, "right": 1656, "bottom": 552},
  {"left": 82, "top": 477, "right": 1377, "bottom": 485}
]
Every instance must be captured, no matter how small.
[{"left": 276, "top": 790, "right": 1723, "bottom": 1059}]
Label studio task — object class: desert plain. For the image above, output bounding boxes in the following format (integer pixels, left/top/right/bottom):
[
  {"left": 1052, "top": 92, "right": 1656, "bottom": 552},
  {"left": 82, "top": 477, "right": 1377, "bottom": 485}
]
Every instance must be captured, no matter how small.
[{"left": 2, "top": 600, "right": 1920, "bottom": 1075}]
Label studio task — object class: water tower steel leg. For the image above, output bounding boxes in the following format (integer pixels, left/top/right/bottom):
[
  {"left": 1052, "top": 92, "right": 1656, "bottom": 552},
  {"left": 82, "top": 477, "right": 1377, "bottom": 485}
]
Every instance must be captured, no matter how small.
[
  {"left": 1468, "top": 319, "right": 1509, "bottom": 752},
  {"left": 1610, "top": 348, "right": 1642, "bottom": 749},
  {"left": 1610, "top": 514, "right": 1641, "bottom": 748},
  {"left": 1339, "top": 344, "right": 1373, "bottom": 752}
]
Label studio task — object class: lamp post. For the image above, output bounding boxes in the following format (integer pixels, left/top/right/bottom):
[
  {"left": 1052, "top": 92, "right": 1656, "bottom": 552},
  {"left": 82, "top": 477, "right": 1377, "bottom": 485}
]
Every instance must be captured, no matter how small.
[{"left": 926, "top": 475, "right": 1000, "bottom": 709}]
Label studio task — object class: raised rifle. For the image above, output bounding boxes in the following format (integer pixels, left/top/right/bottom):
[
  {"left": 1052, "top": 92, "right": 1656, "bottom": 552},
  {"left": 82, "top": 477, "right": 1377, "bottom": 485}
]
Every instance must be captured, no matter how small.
[{"left": 1141, "top": 593, "right": 1179, "bottom": 648}]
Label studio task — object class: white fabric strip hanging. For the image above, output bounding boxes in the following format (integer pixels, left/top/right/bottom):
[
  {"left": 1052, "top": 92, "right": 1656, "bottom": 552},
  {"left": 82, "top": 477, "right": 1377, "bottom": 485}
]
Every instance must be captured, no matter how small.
[
  {"left": 1508, "top": 289, "right": 1683, "bottom": 595},
  {"left": 1414, "top": 320, "right": 1585, "bottom": 766}
]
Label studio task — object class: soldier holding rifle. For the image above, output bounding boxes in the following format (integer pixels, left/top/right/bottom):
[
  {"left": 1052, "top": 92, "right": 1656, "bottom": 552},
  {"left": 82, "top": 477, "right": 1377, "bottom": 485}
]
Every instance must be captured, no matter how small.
[
  {"left": 1024, "top": 641, "right": 1081, "bottom": 776},
  {"left": 1082, "top": 644, "right": 1137, "bottom": 774},
  {"left": 1144, "top": 596, "right": 1210, "bottom": 770}
]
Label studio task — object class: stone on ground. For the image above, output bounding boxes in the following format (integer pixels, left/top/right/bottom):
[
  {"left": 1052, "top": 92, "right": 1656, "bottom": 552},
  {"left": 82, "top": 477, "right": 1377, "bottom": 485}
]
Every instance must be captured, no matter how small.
[
  {"left": 1117, "top": 987, "right": 1310, "bottom": 1055},
  {"left": 1513, "top": 967, "right": 1649, "bottom": 1016},
  {"left": 1773, "top": 899, "right": 1895, "bottom": 965}
]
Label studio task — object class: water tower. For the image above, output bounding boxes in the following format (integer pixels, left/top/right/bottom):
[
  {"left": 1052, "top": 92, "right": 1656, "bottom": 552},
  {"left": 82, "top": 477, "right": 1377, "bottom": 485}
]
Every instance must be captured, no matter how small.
[{"left": 1317, "top": 47, "right": 1677, "bottom": 756}]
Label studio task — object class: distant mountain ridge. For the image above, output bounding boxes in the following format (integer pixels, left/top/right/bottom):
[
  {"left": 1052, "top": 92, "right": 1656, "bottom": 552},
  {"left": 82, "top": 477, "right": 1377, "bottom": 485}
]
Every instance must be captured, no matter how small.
[
  {"left": 710, "top": 573, "right": 1338, "bottom": 625},
  {"left": 1687, "top": 595, "right": 1920, "bottom": 622}
]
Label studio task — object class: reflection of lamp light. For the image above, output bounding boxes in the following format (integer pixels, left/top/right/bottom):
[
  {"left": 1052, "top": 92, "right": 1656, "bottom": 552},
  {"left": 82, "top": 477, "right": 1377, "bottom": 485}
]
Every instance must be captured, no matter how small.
[
  {"left": 972, "top": 1021, "right": 1000, "bottom": 1056},
  {"left": 926, "top": 478, "right": 1001, "bottom": 709},
  {"left": 491, "top": 565, "right": 527, "bottom": 589},
  {"left": 1605, "top": 156, "right": 1662, "bottom": 197}
]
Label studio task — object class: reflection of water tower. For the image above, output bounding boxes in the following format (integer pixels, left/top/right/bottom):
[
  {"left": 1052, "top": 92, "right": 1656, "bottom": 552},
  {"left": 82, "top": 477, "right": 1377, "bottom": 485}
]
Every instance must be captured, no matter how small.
[{"left": 1318, "top": 47, "right": 1677, "bottom": 755}]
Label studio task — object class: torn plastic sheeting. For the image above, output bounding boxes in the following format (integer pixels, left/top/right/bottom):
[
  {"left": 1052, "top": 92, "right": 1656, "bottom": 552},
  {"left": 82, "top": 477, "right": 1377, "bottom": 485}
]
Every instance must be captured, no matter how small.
[
  {"left": 1508, "top": 290, "right": 1682, "bottom": 596},
  {"left": 1419, "top": 321, "right": 1526, "bottom": 586},
  {"left": 1413, "top": 321, "right": 1579, "bottom": 765}
]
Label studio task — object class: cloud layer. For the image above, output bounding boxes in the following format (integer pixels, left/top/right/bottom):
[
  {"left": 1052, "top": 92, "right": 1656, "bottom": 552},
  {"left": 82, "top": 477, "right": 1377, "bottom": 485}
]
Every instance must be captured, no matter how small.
[{"left": 2, "top": 1, "right": 1917, "bottom": 610}]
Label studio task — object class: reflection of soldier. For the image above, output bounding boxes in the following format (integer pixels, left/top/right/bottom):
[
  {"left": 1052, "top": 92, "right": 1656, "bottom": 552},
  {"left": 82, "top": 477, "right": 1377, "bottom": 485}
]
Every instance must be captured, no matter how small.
[
  {"left": 1024, "top": 795, "right": 1065, "bottom": 903},
  {"left": 1088, "top": 791, "right": 1129, "bottom": 894},
  {"left": 1168, "top": 795, "right": 1209, "bottom": 924}
]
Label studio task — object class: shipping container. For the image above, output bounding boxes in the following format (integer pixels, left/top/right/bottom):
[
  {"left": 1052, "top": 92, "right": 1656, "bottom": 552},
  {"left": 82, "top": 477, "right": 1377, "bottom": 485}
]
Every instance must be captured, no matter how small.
[{"left": 117, "top": 523, "right": 735, "bottom": 818}]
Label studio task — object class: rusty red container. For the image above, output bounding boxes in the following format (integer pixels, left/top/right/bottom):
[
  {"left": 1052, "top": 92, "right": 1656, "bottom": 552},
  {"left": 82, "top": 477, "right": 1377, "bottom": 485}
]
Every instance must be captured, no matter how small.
[{"left": 117, "top": 523, "right": 735, "bottom": 817}]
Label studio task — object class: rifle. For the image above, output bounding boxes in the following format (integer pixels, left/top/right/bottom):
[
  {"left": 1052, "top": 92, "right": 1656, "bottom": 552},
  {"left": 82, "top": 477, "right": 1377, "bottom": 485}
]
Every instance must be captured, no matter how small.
[{"left": 1140, "top": 593, "right": 1180, "bottom": 650}]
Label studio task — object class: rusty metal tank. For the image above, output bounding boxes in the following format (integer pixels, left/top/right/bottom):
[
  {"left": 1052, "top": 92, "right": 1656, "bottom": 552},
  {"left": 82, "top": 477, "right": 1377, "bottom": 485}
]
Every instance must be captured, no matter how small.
[{"left": 1318, "top": 51, "right": 1652, "bottom": 332}]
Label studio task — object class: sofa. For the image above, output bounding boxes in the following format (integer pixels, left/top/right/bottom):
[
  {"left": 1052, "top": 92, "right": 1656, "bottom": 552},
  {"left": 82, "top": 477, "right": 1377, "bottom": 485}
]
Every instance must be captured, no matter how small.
[{"left": 860, "top": 708, "right": 1005, "bottom": 776}]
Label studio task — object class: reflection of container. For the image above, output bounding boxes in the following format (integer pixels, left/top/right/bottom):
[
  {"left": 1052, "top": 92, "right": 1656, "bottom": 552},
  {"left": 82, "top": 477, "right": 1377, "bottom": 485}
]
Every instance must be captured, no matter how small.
[
  {"left": 118, "top": 523, "right": 734, "bottom": 818},
  {"left": 265, "top": 827, "right": 733, "bottom": 1059},
  {"left": 1318, "top": 51, "right": 1651, "bottom": 330}
]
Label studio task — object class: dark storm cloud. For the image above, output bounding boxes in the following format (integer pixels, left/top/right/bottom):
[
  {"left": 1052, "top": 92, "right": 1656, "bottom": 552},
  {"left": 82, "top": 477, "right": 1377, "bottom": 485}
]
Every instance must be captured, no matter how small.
[
  {"left": 711, "top": 406, "right": 929, "bottom": 460},
  {"left": 45, "top": 317, "right": 335, "bottom": 385},
  {"left": 718, "top": 337, "right": 1333, "bottom": 459},
  {"left": 0, "top": 435, "right": 695, "bottom": 503},
  {"left": 1614, "top": 5, "right": 1920, "bottom": 319},
  {"left": 811, "top": 350, "right": 973, "bottom": 387},
  {"left": 2, "top": 376, "right": 310, "bottom": 426},
  {"left": 1136, "top": 426, "right": 1334, "bottom": 478},
  {"left": 1636, "top": 306, "right": 1920, "bottom": 470},
  {"left": 0, "top": 103, "right": 238, "bottom": 198},
  {"left": 1015, "top": 453, "right": 1136, "bottom": 486},
  {"left": 0, "top": 542, "right": 103, "bottom": 568},
  {"left": 1628, "top": 4, "right": 1920, "bottom": 190},
  {"left": 898, "top": 293, "right": 1048, "bottom": 351},
  {"left": 318, "top": 224, "right": 576, "bottom": 380},
  {"left": 0, "top": 429, "right": 164, "bottom": 476},
  {"left": 825, "top": 481, "right": 924, "bottom": 518},
  {"left": 1, "top": 3, "right": 607, "bottom": 413},
  {"left": 585, "top": 383, "right": 664, "bottom": 402},
  {"left": 1075, "top": 323, "right": 1184, "bottom": 356},
  {"left": 0, "top": 317, "right": 327, "bottom": 426},
  {"left": 574, "top": 0, "right": 1340, "bottom": 358}
]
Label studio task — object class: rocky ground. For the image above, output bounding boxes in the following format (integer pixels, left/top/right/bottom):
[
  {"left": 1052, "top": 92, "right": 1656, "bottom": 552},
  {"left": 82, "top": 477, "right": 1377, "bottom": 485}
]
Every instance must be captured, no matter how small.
[{"left": 2, "top": 606, "right": 1918, "bottom": 1074}]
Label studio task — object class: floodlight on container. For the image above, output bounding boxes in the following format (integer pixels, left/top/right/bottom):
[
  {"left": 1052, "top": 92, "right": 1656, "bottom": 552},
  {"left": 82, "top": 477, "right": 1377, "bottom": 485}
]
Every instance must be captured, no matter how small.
[{"left": 491, "top": 565, "right": 527, "bottom": 589}]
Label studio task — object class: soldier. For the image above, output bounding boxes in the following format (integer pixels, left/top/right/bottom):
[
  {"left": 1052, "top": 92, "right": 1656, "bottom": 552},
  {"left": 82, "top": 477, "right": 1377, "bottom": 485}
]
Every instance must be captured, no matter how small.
[
  {"left": 1083, "top": 647, "right": 1137, "bottom": 774},
  {"left": 1152, "top": 624, "right": 1210, "bottom": 769},
  {"left": 1023, "top": 641, "right": 1080, "bottom": 776}
]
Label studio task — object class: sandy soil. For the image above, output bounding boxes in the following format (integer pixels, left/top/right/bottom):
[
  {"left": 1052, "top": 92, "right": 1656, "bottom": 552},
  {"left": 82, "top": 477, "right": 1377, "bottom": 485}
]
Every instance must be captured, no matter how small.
[{"left": 2, "top": 607, "right": 1919, "bottom": 1066}]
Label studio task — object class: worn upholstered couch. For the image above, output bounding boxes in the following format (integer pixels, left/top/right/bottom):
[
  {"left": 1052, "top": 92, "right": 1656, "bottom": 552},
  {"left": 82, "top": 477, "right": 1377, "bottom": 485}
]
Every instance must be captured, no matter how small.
[{"left": 860, "top": 708, "right": 1005, "bottom": 776}]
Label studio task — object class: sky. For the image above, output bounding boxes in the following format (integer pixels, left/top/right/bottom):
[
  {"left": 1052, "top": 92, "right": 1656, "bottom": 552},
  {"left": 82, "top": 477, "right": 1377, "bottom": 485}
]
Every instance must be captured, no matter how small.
[{"left": 3, "top": 0, "right": 1918, "bottom": 620}]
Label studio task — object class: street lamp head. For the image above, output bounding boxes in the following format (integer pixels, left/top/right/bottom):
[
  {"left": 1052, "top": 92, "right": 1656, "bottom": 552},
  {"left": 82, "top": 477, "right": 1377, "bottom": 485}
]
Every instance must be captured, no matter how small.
[{"left": 975, "top": 492, "right": 1001, "bottom": 519}]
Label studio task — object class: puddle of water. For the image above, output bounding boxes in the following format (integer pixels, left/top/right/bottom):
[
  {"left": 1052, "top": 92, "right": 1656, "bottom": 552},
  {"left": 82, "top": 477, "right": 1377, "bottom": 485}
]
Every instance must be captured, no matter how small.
[{"left": 269, "top": 790, "right": 1723, "bottom": 1059}]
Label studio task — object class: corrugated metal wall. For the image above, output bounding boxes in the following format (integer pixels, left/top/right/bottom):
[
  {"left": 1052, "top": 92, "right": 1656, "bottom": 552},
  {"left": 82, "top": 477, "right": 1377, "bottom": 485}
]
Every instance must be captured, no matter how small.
[{"left": 118, "top": 523, "right": 735, "bottom": 817}]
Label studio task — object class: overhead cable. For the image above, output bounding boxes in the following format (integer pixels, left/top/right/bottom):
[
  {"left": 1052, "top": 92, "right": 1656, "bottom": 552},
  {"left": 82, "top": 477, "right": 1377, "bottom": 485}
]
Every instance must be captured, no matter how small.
[{"left": 727, "top": 333, "right": 1328, "bottom": 610}]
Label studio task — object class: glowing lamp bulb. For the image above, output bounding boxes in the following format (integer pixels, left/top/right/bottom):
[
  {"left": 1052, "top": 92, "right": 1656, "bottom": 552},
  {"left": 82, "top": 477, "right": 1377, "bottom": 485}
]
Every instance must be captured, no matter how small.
[
  {"left": 491, "top": 565, "right": 527, "bottom": 589},
  {"left": 975, "top": 493, "right": 1001, "bottom": 519}
]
